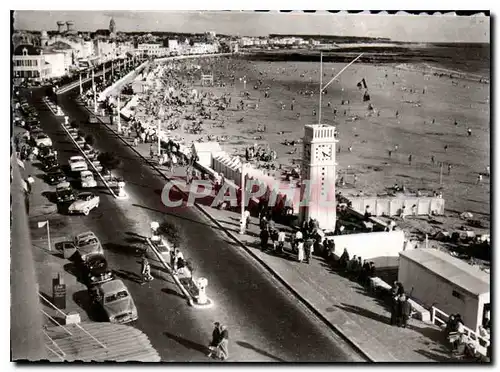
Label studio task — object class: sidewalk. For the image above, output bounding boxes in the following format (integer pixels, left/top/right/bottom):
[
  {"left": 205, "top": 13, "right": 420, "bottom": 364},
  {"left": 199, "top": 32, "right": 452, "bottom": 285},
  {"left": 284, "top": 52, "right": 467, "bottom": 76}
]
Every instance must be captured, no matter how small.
[
  {"left": 92, "top": 113, "right": 452, "bottom": 362},
  {"left": 195, "top": 207, "right": 452, "bottom": 362}
]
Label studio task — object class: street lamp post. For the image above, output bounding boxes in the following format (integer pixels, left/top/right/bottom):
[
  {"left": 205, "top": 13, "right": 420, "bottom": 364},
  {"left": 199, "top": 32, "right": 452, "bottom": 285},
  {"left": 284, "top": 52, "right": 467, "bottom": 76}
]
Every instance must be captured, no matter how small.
[
  {"left": 117, "top": 93, "right": 121, "bottom": 133},
  {"left": 79, "top": 73, "right": 82, "bottom": 96},
  {"left": 102, "top": 62, "right": 105, "bottom": 83},
  {"left": 239, "top": 162, "right": 246, "bottom": 235},
  {"left": 318, "top": 53, "right": 364, "bottom": 124}
]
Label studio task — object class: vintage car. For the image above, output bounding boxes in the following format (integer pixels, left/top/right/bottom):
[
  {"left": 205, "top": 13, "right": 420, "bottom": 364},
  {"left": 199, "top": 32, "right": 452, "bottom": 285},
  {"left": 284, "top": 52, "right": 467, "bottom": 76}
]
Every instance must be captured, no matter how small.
[
  {"left": 41, "top": 156, "right": 59, "bottom": 172},
  {"left": 88, "top": 279, "right": 138, "bottom": 324},
  {"left": 80, "top": 170, "right": 97, "bottom": 188},
  {"left": 82, "top": 253, "right": 114, "bottom": 286},
  {"left": 46, "top": 168, "right": 66, "bottom": 185},
  {"left": 68, "top": 192, "right": 100, "bottom": 215},
  {"left": 56, "top": 181, "right": 75, "bottom": 203},
  {"left": 38, "top": 146, "right": 54, "bottom": 160},
  {"left": 34, "top": 133, "right": 53, "bottom": 148},
  {"left": 92, "top": 160, "right": 103, "bottom": 172},
  {"left": 69, "top": 156, "right": 88, "bottom": 172},
  {"left": 61, "top": 231, "right": 103, "bottom": 262},
  {"left": 75, "top": 136, "right": 86, "bottom": 147}
]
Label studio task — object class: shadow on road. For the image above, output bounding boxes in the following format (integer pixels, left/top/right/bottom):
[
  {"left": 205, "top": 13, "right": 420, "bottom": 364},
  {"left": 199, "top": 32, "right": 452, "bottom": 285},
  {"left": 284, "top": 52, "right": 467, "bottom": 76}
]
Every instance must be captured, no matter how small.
[
  {"left": 161, "top": 287, "right": 184, "bottom": 299},
  {"left": 236, "top": 341, "right": 286, "bottom": 362},
  {"left": 103, "top": 242, "right": 144, "bottom": 257},
  {"left": 73, "top": 290, "right": 103, "bottom": 321},
  {"left": 163, "top": 331, "right": 208, "bottom": 355},
  {"left": 113, "top": 269, "right": 143, "bottom": 284},
  {"left": 336, "top": 303, "right": 389, "bottom": 325}
]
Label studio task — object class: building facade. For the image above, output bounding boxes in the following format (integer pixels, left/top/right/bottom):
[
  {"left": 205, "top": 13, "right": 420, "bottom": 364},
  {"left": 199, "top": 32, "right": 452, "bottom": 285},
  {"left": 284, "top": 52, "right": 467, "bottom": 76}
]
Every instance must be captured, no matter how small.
[
  {"left": 299, "top": 124, "right": 338, "bottom": 231},
  {"left": 12, "top": 45, "right": 51, "bottom": 80}
]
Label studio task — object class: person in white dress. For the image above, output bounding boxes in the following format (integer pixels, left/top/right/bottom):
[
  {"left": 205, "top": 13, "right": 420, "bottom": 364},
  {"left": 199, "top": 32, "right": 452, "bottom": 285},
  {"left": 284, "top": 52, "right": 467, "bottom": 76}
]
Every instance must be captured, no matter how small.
[{"left": 297, "top": 241, "right": 305, "bottom": 262}]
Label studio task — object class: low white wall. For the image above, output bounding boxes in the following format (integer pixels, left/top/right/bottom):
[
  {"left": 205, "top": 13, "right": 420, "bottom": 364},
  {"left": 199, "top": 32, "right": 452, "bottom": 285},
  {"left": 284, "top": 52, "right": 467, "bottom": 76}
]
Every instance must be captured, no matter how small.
[
  {"left": 98, "top": 61, "right": 149, "bottom": 102},
  {"left": 349, "top": 196, "right": 445, "bottom": 217},
  {"left": 329, "top": 230, "right": 407, "bottom": 268}
]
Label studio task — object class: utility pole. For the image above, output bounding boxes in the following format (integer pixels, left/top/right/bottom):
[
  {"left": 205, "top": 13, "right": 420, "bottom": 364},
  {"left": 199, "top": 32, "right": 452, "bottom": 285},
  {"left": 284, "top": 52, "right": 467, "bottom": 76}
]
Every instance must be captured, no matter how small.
[
  {"left": 318, "top": 52, "right": 323, "bottom": 124},
  {"left": 239, "top": 162, "right": 246, "bottom": 234},
  {"left": 318, "top": 53, "right": 364, "bottom": 124},
  {"left": 117, "top": 93, "right": 121, "bottom": 133}
]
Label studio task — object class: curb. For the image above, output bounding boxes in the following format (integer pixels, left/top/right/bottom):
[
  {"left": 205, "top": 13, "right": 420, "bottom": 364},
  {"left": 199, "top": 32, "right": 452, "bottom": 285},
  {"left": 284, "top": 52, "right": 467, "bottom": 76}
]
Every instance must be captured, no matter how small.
[{"left": 83, "top": 105, "right": 373, "bottom": 362}]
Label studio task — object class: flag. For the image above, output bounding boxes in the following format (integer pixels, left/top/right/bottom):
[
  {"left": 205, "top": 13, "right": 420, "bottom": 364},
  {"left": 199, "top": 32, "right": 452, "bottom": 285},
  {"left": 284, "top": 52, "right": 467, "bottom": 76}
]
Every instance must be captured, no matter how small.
[{"left": 37, "top": 220, "right": 48, "bottom": 228}]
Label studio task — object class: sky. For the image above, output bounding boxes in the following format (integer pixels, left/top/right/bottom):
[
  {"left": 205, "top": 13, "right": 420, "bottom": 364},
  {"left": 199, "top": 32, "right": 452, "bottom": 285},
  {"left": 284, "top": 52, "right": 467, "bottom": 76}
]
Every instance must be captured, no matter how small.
[{"left": 13, "top": 10, "right": 490, "bottom": 43}]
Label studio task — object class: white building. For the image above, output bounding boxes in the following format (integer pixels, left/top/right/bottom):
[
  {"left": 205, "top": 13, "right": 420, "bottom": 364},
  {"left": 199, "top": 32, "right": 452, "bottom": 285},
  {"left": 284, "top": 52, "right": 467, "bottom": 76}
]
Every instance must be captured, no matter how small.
[
  {"left": 137, "top": 43, "right": 169, "bottom": 57},
  {"left": 168, "top": 40, "right": 179, "bottom": 52},
  {"left": 94, "top": 39, "right": 118, "bottom": 63},
  {"left": 399, "top": 248, "right": 490, "bottom": 333},
  {"left": 12, "top": 44, "right": 66, "bottom": 81},
  {"left": 300, "top": 124, "right": 338, "bottom": 231}
]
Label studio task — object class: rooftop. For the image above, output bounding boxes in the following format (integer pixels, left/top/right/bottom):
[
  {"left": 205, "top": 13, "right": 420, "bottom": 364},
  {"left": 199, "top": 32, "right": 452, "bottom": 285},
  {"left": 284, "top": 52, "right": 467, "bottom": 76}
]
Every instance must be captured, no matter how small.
[{"left": 400, "top": 248, "right": 490, "bottom": 297}]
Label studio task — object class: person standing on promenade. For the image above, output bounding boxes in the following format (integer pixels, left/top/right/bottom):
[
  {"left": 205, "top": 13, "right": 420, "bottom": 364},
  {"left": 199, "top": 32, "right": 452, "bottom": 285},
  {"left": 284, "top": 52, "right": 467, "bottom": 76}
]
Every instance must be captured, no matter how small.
[
  {"left": 207, "top": 322, "right": 221, "bottom": 358},
  {"left": 216, "top": 324, "right": 229, "bottom": 361}
]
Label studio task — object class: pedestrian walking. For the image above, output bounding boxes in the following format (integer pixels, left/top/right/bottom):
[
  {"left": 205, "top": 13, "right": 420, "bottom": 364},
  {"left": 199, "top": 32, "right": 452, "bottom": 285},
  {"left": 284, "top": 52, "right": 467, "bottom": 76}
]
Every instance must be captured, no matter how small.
[
  {"left": 353, "top": 174, "right": 358, "bottom": 186},
  {"left": 408, "top": 154, "right": 412, "bottom": 165},
  {"left": 477, "top": 174, "right": 483, "bottom": 184},
  {"left": 207, "top": 322, "right": 221, "bottom": 358},
  {"left": 467, "top": 128, "right": 472, "bottom": 136},
  {"left": 133, "top": 137, "right": 139, "bottom": 147},
  {"left": 215, "top": 325, "right": 229, "bottom": 360},
  {"left": 149, "top": 144, "right": 154, "bottom": 159},
  {"left": 297, "top": 240, "right": 305, "bottom": 262},
  {"left": 448, "top": 164, "right": 452, "bottom": 175},
  {"left": 260, "top": 228, "right": 269, "bottom": 251},
  {"left": 431, "top": 155, "right": 435, "bottom": 165},
  {"left": 277, "top": 230, "right": 286, "bottom": 254},
  {"left": 388, "top": 150, "right": 392, "bottom": 158},
  {"left": 400, "top": 295, "right": 412, "bottom": 328},
  {"left": 444, "top": 145, "right": 448, "bottom": 152}
]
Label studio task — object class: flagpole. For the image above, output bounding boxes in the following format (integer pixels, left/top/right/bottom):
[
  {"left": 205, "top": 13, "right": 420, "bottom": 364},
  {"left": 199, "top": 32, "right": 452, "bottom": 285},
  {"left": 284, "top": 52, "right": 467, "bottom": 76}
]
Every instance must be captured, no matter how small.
[
  {"left": 321, "top": 53, "right": 364, "bottom": 93},
  {"left": 319, "top": 52, "right": 323, "bottom": 124},
  {"left": 47, "top": 221, "right": 51, "bottom": 251}
]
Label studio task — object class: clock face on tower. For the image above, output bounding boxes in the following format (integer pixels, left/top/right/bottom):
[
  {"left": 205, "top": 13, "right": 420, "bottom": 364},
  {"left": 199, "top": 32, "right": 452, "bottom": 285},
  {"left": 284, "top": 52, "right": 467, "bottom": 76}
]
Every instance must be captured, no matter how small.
[{"left": 315, "top": 144, "right": 333, "bottom": 161}]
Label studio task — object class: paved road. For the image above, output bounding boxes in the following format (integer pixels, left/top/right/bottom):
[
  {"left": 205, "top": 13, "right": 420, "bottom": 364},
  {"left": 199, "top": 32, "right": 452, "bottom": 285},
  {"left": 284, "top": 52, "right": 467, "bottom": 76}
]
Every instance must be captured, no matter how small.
[{"left": 27, "top": 87, "right": 364, "bottom": 362}]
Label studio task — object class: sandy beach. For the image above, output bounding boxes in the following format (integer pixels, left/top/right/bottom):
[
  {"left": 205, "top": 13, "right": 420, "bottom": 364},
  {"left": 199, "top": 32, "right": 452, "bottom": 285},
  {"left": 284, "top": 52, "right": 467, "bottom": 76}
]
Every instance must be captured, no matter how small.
[{"left": 123, "top": 54, "right": 489, "bottom": 234}]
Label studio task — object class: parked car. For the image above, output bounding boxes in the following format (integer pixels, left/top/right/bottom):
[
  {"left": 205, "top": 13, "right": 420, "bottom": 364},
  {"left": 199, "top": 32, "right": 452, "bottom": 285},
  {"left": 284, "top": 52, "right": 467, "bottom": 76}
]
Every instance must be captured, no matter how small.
[
  {"left": 68, "top": 192, "right": 100, "bottom": 215},
  {"left": 38, "top": 146, "right": 54, "bottom": 160},
  {"left": 34, "top": 133, "right": 52, "bottom": 148},
  {"left": 75, "top": 136, "right": 86, "bottom": 147},
  {"left": 80, "top": 170, "right": 97, "bottom": 188},
  {"left": 46, "top": 168, "right": 66, "bottom": 185},
  {"left": 82, "top": 253, "right": 114, "bottom": 286},
  {"left": 88, "top": 279, "right": 138, "bottom": 324},
  {"left": 41, "top": 156, "right": 59, "bottom": 172},
  {"left": 61, "top": 231, "right": 103, "bottom": 263},
  {"left": 56, "top": 181, "right": 75, "bottom": 203},
  {"left": 69, "top": 156, "right": 88, "bottom": 172}
]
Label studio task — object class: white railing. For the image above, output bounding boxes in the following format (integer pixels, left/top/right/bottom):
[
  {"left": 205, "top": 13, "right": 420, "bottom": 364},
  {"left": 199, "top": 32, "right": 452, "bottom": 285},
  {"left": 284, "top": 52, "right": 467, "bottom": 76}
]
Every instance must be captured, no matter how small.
[
  {"left": 38, "top": 292, "right": 107, "bottom": 349},
  {"left": 431, "top": 306, "right": 489, "bottom": 356},
  {"left": 42, "top": 328, "right": 66, "bottom": 358}
]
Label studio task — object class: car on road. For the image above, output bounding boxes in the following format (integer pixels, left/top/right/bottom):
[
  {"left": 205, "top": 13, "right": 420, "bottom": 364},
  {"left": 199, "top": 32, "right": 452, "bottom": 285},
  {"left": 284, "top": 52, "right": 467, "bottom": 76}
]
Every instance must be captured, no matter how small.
[
  {"left": 56, "top": 181, "right": 76, "bottom": 203},
  {"left": 68, "top": 192, "right": 100, "bottom": 215},
  {"left": 89, "top": 279, "right": 138, "bottom": 324},
  {"left": 38, "top": 146, "right": 54, "bottom": 160},
  {"left": 80, "top": 170, "right": 97, "bottom": 188},
  {"left": 69, "top": 156, "right": 88, "bottom": 172},
  {"left": 82, "top": 253, "right": 114, "bottom": 286},
  {"left": 41, "top": 156, "right": 59, "bottom": 171},
  {"left": 34, "top": 133, "right": 53, "bottom": 148},
  {"left": 62, "top": 231, "right": 104, "bottom": 263},
  {"left": 46, "top": 168, "right": 66, "bottom": 185}
]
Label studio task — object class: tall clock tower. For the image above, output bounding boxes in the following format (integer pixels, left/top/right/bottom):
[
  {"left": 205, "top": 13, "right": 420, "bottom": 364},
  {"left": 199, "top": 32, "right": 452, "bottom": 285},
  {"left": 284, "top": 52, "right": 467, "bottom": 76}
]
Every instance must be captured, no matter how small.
[{"left": 299, "top": 124, "right": 338, "bottom": 231}]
